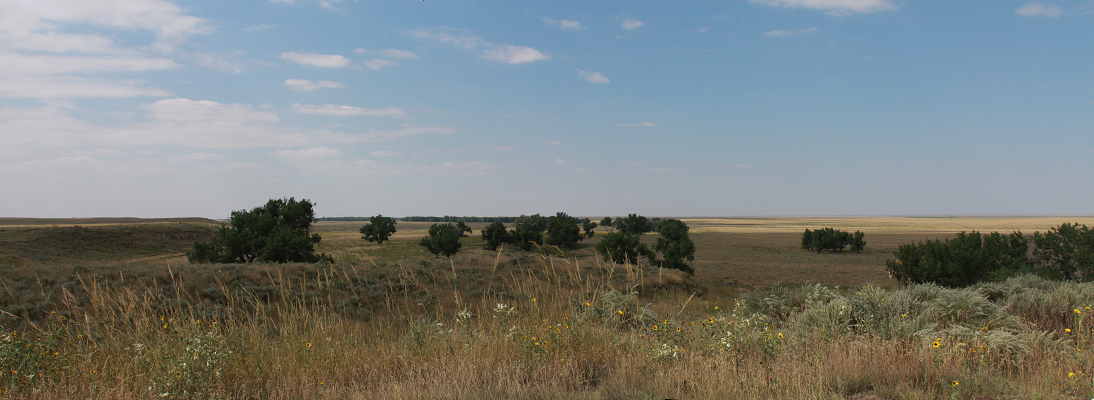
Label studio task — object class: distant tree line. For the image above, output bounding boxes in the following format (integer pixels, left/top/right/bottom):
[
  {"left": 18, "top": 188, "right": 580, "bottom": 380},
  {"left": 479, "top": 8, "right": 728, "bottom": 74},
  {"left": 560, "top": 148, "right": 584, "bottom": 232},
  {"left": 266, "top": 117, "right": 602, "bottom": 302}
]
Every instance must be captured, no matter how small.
[
  {"left": 887, "top": 223, "right": 1094, "bottom": 287},
  {"left": 401, "top": 216, "right": 518, "bottom": 223}
]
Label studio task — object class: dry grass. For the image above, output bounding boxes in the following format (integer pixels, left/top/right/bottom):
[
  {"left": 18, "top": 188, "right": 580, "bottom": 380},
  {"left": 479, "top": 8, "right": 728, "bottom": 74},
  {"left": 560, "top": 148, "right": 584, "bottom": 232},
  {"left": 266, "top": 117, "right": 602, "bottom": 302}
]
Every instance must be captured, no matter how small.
[{"left": 1, "top": 216, "right": 1093, "bottom": 399}]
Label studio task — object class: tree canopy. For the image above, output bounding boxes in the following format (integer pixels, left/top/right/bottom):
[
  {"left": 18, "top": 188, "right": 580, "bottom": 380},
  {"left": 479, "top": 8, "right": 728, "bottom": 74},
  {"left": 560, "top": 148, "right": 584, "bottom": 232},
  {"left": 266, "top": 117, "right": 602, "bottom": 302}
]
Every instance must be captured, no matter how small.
[
  {"left": 654, "top": 219, "right": 696, "bottom": 274},
  {"left": 187, "top": 198, "right": 333, "bottom": 264},
  {"left": 418, "top": 223, "right": 463, "bottom": 257},
  {"left": 359, "top": 214, "right": 397, "bottom": 244}
]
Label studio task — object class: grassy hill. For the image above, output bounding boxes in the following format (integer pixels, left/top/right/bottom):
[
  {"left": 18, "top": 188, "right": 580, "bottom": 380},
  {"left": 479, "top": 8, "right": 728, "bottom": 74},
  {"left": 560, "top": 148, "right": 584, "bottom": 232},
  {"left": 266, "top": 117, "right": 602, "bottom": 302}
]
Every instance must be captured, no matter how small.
[{"left": 0, "top": 219, "right": 222, "bottom": 266}]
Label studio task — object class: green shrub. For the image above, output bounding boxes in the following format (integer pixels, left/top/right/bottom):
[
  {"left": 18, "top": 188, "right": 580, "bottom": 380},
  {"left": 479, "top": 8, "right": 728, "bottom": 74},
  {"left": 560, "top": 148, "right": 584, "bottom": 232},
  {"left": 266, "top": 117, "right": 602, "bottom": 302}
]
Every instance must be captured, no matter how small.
[
  {"left": 886, "top": 231, "right": 1032, "bottom": 287},
  {"left": 187, "top": 198, "right": 333, "bottom": 264},
  {"left": 801, "top": 228, "right": 865, "bottom": 253}
]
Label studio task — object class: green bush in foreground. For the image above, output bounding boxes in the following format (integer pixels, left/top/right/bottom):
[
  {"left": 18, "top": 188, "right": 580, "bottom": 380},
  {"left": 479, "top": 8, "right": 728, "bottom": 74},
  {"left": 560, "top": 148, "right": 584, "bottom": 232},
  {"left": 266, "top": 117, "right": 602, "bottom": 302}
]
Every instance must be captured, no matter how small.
[{"left": 886, "top": 231, "right": 1032, "bottom": 287}]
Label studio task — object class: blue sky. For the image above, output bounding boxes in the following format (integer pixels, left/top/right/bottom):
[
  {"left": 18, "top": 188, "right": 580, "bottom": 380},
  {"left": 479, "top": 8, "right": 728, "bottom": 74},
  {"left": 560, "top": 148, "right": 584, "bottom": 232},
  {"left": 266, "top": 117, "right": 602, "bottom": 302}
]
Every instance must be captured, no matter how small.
[{"left": 1, "top": 0, "right": 1092, "bottom": 218}]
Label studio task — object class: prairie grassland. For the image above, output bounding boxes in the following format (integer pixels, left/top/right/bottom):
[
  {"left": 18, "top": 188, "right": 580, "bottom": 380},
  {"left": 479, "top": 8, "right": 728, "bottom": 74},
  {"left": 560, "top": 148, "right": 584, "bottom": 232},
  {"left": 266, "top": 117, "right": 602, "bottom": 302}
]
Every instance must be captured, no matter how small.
[
  {"left": 2, "top": 216, "right": 1093, "bottom": 399},
  {"left": 2, "top": 255, "right": 1094, "bottom": 399}
]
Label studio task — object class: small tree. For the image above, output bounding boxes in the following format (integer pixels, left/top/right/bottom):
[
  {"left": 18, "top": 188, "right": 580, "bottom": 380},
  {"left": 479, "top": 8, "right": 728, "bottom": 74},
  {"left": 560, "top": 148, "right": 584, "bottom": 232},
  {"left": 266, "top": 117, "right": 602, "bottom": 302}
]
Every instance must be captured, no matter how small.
[
  {"left": 615, "top": 214, "right": 652, "bottom": 235},
  {"left": 418, "top": 223, "right": 462, "bottom": 257},
  {"left": 599, "top": 217, "right": 613, "bottom": 227},
  {"left": 511, "top": 214, "right": 547, "bottom": 251},
  {"left": 187, "top": 198, "right": 333, "bottom": 263},
  {"left": 596, "top": 232, "right": 655, "bottom": 264},
  {"left": 850, "top": 231, "right": 866, "bottom": 252},
  {"left": 1032, "top": 223, "right": 1094, "bottom": 281},
  {"left": 582, "top": 220, "right": 599, "bottom": 238},
  {"left": 545, "top": 212, "right": 584, "bottom": 248},
  {"left": 801, "top": 228, "right": 863, "bottom": 253},
  {"left": 654, "top": 219, "right": 696, "bottom": 274},
  {"left": 455, "top": 221, "right": 473, "bottom": 237},
  {"left": 359, "top": 214, "right": 397, "bottom": 244},
  {"left": 481, "top": 221, "right": 513, "bottom": 251}
]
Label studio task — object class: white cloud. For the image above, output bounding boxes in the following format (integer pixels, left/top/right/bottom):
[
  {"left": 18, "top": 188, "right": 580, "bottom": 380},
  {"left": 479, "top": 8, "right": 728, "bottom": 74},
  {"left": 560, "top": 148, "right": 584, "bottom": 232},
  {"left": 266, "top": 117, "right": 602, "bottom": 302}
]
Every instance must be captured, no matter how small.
[
  {"left": 0, "top": 0, "right": 212, "bottom": 54},
  {"left": 542, "top": 17, "right": 583, "bottom": 30},
  {"left": 364, "top": 58, "right": 399, "bottom": 70},
  {"left": 618, "top": 122, "right": 656, "bottom": 127},
  {"left": 750, "top": 0, "right": 897, "bottom": 16},
  {"left": 554, "top": 159, "right": 570, "bottom": 165},
  {"left": 763, "top": 27, "right": 819, "bottom": 37},
  {"left": 488, "top": 146, "right": 514, "bottom": 151},
  {"left": 370, "top": 150, "right": 404, "bottom": 156},
  {"left": 649, "top": 167, "right": 678, "bottom": 172},
  {"left": 144, "top": 98, "right": 279, "bottom": 124},
  {"left": 418, "top": 161, "right": 500, "bottom": 176},
  {"left": 284, "top": 79, "right": 343, "bottom": 92},
  {"left": 414, "top": 28, "right": 548, "bottom": 64},
  {"left": 0, "top": 74, "right": 173, "bottom": 98},
  {"left": 412, "top": 29, "right": 481, "bottom": 50},
  {"left": 622, "top": 18, "right": 645, "bottom": 30},
  {"left": 191, "top": 52, "right": 244, "bottom": 73},
  {"left": 0, "top": 54, "right": 179, "bottom": 75},
  {"left": 271, "top": 147, "right": 342, "bottom": 160},
  {"left": 379, "top": 48, "right": 418, "bottom": 59},
  {"left": 181, "top": 153, "right": 226, "bottom": 161},
  {"left": 481, "top": 45, "right": 549, "bottom": 64},
  {"left": 313, "top": 125, "right": 459, "bottom": 144},
  {"left": 577, "top": 70, "right": 610, "bottom": 83},
  {"left": 698, "top": 26, "right": 710, "bottom": 33},
  {"left": 1016, "top": 2, "right": 1062, "bottom": 17},
  {"left": 543, "top": 141, "right": 562, "bottom": 146},
  {"left": 280, "top": 51, "right": 351, "bottom": 68},
  {"left": 291, "top": 103, "right": 407, "bottom": 118},
  {"left": 245, "top": 24, "right": 276, "bottom": 32}
]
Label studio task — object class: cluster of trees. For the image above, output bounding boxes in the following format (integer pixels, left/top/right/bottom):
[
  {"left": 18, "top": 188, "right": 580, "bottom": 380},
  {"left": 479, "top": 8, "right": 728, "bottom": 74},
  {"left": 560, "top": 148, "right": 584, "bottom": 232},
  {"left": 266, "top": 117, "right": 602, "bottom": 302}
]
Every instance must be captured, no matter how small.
[
  {"left": 801, "top": 228, "right": 866, "bottom": 253},
  {"left": 186, "top": 200, "right": 698, "bottom": 275},
  {"left": 187, "top": 198, "right": 333, "bottom": 264},
  {"left": 596, "top": 215, "right": 697, "bottom": 274},
  {"left": 477, "top": 213, "right": 596, "bottom": 252},
  {"left": 886, "top": 223, "right": 1094, "bottom": 287}
]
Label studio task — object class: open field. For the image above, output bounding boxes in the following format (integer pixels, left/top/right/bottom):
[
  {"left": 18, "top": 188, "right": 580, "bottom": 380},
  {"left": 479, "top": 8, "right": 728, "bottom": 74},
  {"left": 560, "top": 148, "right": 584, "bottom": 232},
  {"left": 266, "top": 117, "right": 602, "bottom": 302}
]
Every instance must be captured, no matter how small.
[{"left": 1, "top": 216, "right": 1093, "bottom": 399}]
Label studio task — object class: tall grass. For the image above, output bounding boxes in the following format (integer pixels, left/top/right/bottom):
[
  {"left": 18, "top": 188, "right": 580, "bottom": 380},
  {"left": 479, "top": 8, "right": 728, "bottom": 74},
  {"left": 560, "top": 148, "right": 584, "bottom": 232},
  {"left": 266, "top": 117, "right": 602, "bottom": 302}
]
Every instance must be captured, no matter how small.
[{"left": 1, "top": 253, "right": 1093, "bottom": 399}]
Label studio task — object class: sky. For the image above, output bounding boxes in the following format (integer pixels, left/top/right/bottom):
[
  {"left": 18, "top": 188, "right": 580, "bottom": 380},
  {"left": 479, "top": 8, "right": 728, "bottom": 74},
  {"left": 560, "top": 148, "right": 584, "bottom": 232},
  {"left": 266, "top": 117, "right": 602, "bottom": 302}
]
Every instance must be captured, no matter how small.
[{"left": 1, "top": 0, "right": 1092, "bottom": 219}]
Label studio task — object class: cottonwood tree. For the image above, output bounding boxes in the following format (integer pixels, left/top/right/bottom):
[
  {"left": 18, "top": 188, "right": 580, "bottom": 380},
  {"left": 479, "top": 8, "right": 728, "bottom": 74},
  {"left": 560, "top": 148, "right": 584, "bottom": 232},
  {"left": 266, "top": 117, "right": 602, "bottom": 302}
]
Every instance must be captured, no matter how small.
[
  {"left": 187, "top": 198, "right": 333, "bottom": 263},
  {"left": 481, "top": 221, "right": 513, "bottom": 251},
  {"left": 511, "top": 214, "right": 548, "bottom": 250},
  {"left": 654, "top": 219, "right": 696, "bottom": 274},
  {"left": 1032, "top": 223, "right": 1094, "bottom": 281},
  {"left": 615, "top": 214, "right": 652, "bottom": 235},
  {"left": 419, "top": 223, "right": 462, "bottom": 257},
  {"left": 596, "top": 231, "right": 655, "bottom": 264},
  {"left": 359, "top": 214, "right": 397, "bottom": 244},
  {"left": 545, "top": 212, "right": 584, "bottom": 248}
]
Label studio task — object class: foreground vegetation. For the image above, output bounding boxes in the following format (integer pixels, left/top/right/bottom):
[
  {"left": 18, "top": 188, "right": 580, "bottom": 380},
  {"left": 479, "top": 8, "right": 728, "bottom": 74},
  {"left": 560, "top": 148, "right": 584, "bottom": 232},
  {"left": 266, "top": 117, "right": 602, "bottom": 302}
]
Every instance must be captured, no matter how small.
[{"left": 0, "top": 249, "right": 1093, "bottom": 399}]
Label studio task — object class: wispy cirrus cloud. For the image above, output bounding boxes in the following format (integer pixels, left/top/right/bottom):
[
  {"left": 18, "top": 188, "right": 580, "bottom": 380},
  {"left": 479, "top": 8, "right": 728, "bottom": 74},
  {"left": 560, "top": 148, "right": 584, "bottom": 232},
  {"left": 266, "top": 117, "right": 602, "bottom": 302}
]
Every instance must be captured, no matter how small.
[
  {"left": 750, "top": 0, "right": 897, "bottom": 16},
  {"left": 414, "top": 28, "right": 549, "bottom": 65},
  {"left": 283, "top": 79, "right": 342, "bottom": 92},
  {"left": 291, "top": 103, "right": 407, "bottom": 118},
  {"left": 1015, "top": 2, "right": 1062, "bottom": 17},
  {"left": 280, "top": 51, "right": 351, "bottom": 68}
]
